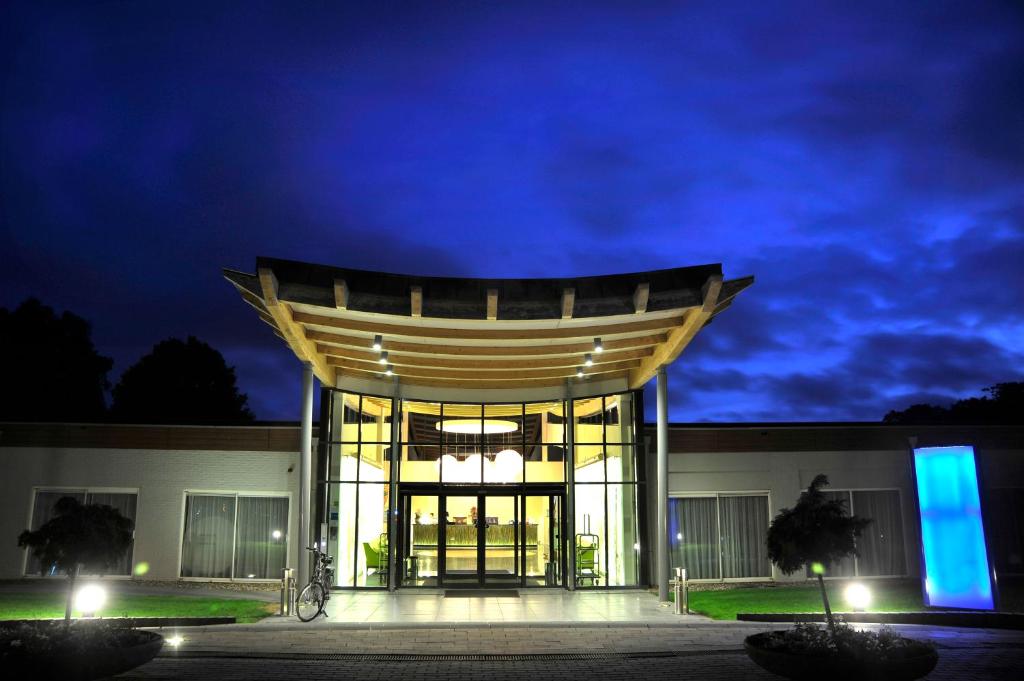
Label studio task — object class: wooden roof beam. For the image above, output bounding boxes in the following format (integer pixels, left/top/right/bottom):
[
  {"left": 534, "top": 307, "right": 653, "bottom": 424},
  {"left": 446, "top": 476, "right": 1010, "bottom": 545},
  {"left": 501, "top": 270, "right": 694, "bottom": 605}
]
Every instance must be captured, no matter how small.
[
  {"left": 335, "top": 368, "right": 630, "bottom": 390},
  {"left": 410, "top": 286, "right": 423, "bottom": 318},
  {"left": 633, "top": 282, "right": 649, "bottom": 314},
  {"left": 561, "top": 288, "right": 575, "bottom": 319},
  {"left": 318, "top": 344, "right": 650, "bottom": 370},
  {"left": 486, "top": 288, "right": 498, "bottom": 321},
  {"left": 628, "top": 274, "right": 722, "bottom": 389},
  {"left": 258, "top": 267, "right": 333, "bottom": 384},
  {"left": 330, "top": 357, "right": 635, "bottom": 381},
  {"left": 334, "top": 278, "right": 349, "bottom": 310}
]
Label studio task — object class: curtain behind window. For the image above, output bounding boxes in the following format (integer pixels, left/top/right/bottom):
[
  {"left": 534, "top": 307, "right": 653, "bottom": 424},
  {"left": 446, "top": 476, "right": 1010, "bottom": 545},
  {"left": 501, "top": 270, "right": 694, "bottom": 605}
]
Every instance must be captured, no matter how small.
[
  {"left": 806, "top": 491, "right": 856, "bottom": 578},
  {"left": 181, "top": 495, "right": 236, "bottom": 578},
  {"left": 853, "top": 490, "right": 906, "bottom": 576},
  {"left": 234, "top": 497, "right": 289, "bottom": 579},
  {"left": 720, "top": 495, "right": 770, "bottom": 578},
  {"left": 670, "top": 497, "right": 719, "bottom": 579},
  {"left": 26, "top": 491, "right": 87, "bottom": 575},
  {"left": 84, "top": 492, "right": 138, "bottom": 575}
]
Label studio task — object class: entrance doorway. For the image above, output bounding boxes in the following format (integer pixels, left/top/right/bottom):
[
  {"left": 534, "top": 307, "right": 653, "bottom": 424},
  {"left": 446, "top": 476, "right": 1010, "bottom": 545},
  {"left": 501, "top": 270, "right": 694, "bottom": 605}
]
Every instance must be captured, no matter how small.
[{"left": 398, "top": 487, "right": 564, "bottom": 588}]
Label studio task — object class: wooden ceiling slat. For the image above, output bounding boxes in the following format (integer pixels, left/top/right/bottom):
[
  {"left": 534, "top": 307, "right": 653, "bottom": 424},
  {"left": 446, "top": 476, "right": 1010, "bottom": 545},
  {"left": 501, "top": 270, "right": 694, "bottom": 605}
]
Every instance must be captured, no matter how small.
[
  {"left": 335, "top": 367, "right": 631, "bottom": 389},
  {"left": 292, "top": 309, "right": 683, "bottom": 341},
  {"left": 305, "top": 329, "right": 667, "bottom": 357},
  {"left": 316, "top": 343, "right": 651, "bottom": 369},
  {"left": 330, "top": 357, "right": 636, "bottom": 380}
]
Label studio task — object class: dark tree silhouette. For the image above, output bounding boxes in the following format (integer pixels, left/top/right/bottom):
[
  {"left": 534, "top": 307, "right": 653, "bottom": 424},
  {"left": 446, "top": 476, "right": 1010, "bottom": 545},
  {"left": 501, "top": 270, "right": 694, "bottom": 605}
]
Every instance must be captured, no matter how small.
[
  {"left": 766, "top": 474, "right": 871, "bottom": 635},
  {"left": 110, "top": 336, "right": 254, "bottom": 424},
  {"left": 18, "top": 497, "right": 134, "bottom": 621},
  {"left": 884, "top": 382, "right": 1023, "bottom": 424},
  {"left": 0, "top": 298, "right": 113, "bottom": 422}
]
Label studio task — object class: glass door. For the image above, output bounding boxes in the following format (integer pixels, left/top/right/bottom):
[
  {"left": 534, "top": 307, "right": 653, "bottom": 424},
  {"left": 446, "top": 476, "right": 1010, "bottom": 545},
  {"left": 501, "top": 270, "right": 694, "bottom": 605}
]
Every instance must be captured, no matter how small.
[
  {"left": 524, "top": 494, "right": 563, "bottom": 586},
  {"left": 442, "top": 495, "right": 480, "bottom": 586},
  {"left": 401, "top": 494, "right": 439, "bottom": 586},
  {"left": 482, "top": 494, "right": 520, "bottom": 586}
]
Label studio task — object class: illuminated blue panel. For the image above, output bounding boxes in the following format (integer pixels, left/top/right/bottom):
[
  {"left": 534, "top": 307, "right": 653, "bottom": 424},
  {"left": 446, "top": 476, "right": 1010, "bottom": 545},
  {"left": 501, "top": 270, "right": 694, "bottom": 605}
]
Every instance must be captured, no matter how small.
[{"left": 912, "top": 445, "right": 995, "bottom": 610}]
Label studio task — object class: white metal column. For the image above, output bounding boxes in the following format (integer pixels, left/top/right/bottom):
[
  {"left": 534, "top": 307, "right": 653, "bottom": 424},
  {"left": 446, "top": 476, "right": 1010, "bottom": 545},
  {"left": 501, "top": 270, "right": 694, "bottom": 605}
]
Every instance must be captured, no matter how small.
[
  {"left": 298, "top": 362, "right": 314, "bottom": 588},
  {"left": 656, "top": 366, "right": 669, "bottom": 602}
]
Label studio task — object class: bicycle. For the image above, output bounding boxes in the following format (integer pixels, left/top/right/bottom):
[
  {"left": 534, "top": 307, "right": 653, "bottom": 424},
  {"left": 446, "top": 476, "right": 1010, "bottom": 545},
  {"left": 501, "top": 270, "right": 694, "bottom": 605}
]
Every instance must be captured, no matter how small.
[{"left": 296, "top": 545, "right": 334, "bottom": 622}]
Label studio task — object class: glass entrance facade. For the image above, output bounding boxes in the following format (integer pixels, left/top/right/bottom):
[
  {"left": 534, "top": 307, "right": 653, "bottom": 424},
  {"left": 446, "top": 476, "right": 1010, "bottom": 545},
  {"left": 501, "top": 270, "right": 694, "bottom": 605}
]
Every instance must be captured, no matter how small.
[{"left": 317, "top": 390, "right": 643, "bottom": 589}]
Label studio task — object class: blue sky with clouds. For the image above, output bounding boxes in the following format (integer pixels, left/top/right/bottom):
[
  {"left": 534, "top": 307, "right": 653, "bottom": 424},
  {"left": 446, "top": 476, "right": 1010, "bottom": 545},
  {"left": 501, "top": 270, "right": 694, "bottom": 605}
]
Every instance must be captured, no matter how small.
[{"left": 2, "top": 1, "right": 1022, "bottom": 421}]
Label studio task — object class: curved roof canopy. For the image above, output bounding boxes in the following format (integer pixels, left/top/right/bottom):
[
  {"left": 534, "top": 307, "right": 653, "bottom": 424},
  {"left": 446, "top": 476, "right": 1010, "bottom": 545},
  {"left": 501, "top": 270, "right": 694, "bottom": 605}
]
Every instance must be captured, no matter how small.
[{"left": 224, "top": 257, "right": 752, "bottom": 398}]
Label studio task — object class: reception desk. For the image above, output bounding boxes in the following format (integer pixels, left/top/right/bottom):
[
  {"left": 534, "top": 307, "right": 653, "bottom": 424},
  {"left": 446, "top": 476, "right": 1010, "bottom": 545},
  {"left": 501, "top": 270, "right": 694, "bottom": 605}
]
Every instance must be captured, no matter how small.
[{"left": 413, "top": 523, "right": 537, "bottom": 547}]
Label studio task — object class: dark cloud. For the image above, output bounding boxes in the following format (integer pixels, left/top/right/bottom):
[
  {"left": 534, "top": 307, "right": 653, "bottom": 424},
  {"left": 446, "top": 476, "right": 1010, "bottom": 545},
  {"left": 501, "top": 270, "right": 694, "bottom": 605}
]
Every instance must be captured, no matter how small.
[{"left": 2, "top": 1, "right": 1022, "bottom": 421}]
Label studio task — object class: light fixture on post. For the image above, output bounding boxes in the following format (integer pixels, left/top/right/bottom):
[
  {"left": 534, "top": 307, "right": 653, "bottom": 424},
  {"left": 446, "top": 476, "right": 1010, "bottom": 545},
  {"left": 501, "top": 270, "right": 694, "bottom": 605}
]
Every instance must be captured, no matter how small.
[
  {"left": 384, "top": 364, "right": 393, "bottom": 376},
  {"left": 594, "top": 337, "right": 603, "bottom": 353},
  {"left": 584, "top": 353, "right": 593, "bottom": 366},
  {"left": 372, "top": 334, "right": 383, "bottom": 351},
  {"left": 378, "top": 351, "right": 389, "bottom": 364}
]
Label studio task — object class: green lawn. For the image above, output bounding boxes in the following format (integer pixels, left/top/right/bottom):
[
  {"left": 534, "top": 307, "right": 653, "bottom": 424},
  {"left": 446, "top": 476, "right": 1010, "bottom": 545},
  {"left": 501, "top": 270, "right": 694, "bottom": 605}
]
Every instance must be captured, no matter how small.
[
  {"left": 0, "top": 592, "right": 276, "bottom": 623},
  {"left": 681, "top": 581, "right": 925, "bottom": 620}
]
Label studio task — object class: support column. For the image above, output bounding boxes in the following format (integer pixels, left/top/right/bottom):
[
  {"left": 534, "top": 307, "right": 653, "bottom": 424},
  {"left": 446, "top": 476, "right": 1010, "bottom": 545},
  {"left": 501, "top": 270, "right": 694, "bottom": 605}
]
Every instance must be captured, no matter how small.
[
  {"left": 298, "top": 362, "right": 314, "bottom": 588},
  {"left": 565, "top": 391, "right": 575, "bottom": 591},
  {"left": 387, "top": 385, "right": 401, "bottom": 591},
  {"left": 656, "top": 366, "right": 669, "bottom": 602}
]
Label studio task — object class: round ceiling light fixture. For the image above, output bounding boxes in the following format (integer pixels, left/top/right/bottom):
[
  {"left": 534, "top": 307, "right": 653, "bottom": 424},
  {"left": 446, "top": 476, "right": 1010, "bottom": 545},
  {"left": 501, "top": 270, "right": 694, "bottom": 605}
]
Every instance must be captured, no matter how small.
[{"left": 435, "top": 419, "right": 519, "bottom": 435}]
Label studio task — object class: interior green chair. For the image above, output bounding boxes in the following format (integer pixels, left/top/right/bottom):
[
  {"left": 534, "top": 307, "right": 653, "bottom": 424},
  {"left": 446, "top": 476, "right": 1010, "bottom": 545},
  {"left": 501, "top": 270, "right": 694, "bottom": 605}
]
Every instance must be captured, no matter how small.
[
  {"left": 575, "top": 543, "right": 600, "bottom": 586},
  {"left": 362, "top": 542, "right": 388, "bottom": 583}
]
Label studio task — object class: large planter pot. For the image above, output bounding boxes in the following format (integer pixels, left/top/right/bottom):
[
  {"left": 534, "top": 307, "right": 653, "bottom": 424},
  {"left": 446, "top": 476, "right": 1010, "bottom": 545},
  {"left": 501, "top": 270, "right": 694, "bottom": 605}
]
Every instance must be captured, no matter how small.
[
  {"left": 744, "top": 632, "right": 938, "bottom": 681},
  {"left": 2, "top": 628, "right": 164, "bottom": 681}
]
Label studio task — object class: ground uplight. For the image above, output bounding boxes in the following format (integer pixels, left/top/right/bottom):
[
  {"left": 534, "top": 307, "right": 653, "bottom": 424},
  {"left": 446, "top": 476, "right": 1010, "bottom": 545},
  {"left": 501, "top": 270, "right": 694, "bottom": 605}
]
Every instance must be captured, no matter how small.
[
  {"left": 75, "top": 584, "right": 107, "bottom": 616},
  {"left": 845, "top": 582, "right": 872, "bottom": 611}
]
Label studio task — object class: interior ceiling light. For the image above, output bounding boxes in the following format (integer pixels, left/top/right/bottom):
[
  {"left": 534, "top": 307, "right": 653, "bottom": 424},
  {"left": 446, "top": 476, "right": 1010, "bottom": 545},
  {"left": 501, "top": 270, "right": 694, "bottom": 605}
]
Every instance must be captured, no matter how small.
[
  {"left": 372, "top": 335, "right": 383, "bottom": 351},
  {"left": 378, "top": 351, "right": 389, "bottom": 364},
  {"left": 435, "top": 419, "right": 519, "bottom": 434},
  {"left": 584, "top": 353, "right": 593, "bottom": 366},
  {"left": 594, "top": 337, "right": 603, "bottom": 353},
  {"left": 384, "top": 364, "right": 393, "bottom": 376}
]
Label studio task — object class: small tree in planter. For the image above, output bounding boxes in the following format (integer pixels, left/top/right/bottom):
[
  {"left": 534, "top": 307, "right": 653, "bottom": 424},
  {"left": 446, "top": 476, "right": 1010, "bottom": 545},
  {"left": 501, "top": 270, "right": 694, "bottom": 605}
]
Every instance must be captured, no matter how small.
[
  {"left": 18, "top": 497, "right": 134, "bottom": 622},
  {"left": 750, "top": 475, "right": 937, "bottom": 681}
]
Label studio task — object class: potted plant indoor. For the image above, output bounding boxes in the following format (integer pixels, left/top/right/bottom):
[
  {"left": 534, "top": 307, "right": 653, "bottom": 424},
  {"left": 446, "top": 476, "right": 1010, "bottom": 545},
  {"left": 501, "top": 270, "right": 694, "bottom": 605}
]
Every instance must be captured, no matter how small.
[
  {"left": 743, "top": 475, "right": 938, "bottom": 681},
  {"left": 7, "top": 497, "right": 163, "bottom": 680}
]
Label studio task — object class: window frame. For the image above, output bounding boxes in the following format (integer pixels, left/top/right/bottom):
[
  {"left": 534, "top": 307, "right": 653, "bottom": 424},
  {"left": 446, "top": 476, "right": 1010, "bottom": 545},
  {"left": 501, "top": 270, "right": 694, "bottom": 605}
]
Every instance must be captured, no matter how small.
[
  {"left": 668, "top": 490, "right": 773, "bottom": 583},
  {"left": 178, "top": 490, "right": 292, "bottom": 582},
  {"left": 23, "top": 486, "right": 140, "bottom": 578}
]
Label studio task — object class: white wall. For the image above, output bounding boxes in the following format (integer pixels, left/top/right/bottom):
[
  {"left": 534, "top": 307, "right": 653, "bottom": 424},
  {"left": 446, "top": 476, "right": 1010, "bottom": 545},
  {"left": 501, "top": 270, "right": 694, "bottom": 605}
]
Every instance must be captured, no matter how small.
[{"left": 1, "top": 446, "right": 299, "bottom": 581}]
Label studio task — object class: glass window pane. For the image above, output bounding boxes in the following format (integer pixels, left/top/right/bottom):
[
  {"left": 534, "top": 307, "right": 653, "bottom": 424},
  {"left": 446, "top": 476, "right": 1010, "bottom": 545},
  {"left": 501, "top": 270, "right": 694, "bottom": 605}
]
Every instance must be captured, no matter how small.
[
  {"left": 358, "top": 395, "right": 391, "bottom": 443},
  {"left": 26, "top": 490, "right": 87, "bottom": 575},
  {"left": 852, "top": 490, "right": 906, "bottom": 576},
  {"left": 573, "top": 398, "right": 604, "bottom": 443},
  {"left": 181, "top": 495, "right": 236, "bottom": 578},
  {"left": 359, "top": 443, "right": 390, "bottom": 482},
  {"left": 331, "top": 392, "right": 363, "bottom": 442},
  {"left": 540, "top": 401, "right": 565, "bottom": 443},
  {"left": 574, "top": 484, "right": 605, "bottom": 587},
  {"left": 606, "top": 484, "right": 639, "bottom": 586},
  {"left": 669, "top": 497, "right": 720, "bottom": 580},
  {"left": 483, "top": 404, "right": 523, "bottom": 484},
  {"left": 355, "top": 484, "right": 389, "bottom": 587},
  {"left": 526, "top": 444, "right": 565, "bottom": 483},
  {"left": 86, "top": 492, "right": 137, "bottom": 575},
  {"left": 402, "top": 445, "right": 440, "bottom": 483},
  {"left": 329, "top": 444, "right": 360, "bottom": 481},
  {"left": 574, "top": 445, "right": 604, "bottom": 482},
  {"left": 326, "top": 483, "right": 357, "bottom": 586},
  {"left": 719, "top": 495, "right": 771, "bottom": 579},
  {"left": 604, "top": 393, "right": 635, "bottom": 446},
  {"left": 234, "top": 497, "right": 289, "bottom": 579},
  {"left": 605, "top": 445, "right": 636, "bottom": 482}
]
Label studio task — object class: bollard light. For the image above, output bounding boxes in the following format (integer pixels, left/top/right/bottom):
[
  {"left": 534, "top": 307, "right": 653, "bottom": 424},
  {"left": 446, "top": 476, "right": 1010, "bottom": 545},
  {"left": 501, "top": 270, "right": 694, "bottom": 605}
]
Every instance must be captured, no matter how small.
[
  {"left": 845, "top": 582, "right": 872, "bottom": 611},
  {"left": 75, "top": 584, "right": 107, "bottom": 617}
]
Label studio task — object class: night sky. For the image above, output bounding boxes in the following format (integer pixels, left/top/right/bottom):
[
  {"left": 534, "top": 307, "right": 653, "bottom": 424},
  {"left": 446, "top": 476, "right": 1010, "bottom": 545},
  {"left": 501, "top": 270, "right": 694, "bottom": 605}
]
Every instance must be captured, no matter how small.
[{"left": 2, "top": 1, "right": 1022, "bottom": 423}]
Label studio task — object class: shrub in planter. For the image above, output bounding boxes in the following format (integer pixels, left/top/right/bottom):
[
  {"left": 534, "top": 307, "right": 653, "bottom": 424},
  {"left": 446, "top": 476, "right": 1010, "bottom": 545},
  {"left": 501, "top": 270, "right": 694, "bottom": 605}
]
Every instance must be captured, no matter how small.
[
  {"left": 0, "top": 620, "right": 163, "bottom": 681},
  {"left": 745, "top": 622, "right": 938, "bottom": 681}
]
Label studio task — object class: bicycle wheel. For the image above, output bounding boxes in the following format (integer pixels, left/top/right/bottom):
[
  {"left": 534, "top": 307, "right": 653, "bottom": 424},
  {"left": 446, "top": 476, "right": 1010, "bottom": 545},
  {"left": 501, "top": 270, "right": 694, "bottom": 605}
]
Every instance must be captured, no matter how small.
[{"left": 295, "top": 582, "right": 325, "bottom": 622}]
